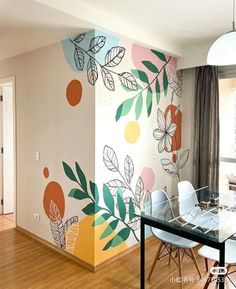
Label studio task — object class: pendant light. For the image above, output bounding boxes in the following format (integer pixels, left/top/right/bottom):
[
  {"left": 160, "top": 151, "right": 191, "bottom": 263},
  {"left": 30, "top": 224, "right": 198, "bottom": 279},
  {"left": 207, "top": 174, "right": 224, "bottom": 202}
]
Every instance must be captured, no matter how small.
[{"left": 207, "top": 0, "right": 236, "bottom": 65}]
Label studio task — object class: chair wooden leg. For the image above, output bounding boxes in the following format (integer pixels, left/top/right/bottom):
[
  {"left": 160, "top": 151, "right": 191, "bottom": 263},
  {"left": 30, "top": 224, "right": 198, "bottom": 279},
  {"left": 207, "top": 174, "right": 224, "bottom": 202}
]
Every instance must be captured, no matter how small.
[
  {"left": 189, "top": 248, "right": 202, "bottom": 279},
  {"left": 227, "top": 264, "right": 232, "bottom": 273},
  {"left": 203, "top": 261, "right": 218, "bottom": 289},
  {"left": 177, "top": 249, "right": 183, "bottom": 289},
  {"left": 147, "top": 241, "right": 164, "bottom": 280},
  {"left": 205, "top": 258, "right": 208, "bottom": 272},
  {"left": 168, "top": 244, "right": 172, "bottom": 265}
]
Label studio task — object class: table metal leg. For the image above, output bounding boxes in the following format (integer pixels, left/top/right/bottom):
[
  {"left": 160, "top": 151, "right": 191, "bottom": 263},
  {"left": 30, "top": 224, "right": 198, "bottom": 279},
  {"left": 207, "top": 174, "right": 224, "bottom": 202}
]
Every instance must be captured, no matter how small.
[
  {"left": 219, "top": 242, "right": 225, "bottom": 289},
  {"left": 141, "top": 219, "right": 145, "bottom": 289}
]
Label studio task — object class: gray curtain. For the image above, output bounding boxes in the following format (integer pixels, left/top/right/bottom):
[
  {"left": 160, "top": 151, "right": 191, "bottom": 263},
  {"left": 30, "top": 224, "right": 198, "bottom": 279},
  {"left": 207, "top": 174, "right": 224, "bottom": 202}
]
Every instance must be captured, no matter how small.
[{"left": 193, "top": 66, "right": 219, "bottom": 191}]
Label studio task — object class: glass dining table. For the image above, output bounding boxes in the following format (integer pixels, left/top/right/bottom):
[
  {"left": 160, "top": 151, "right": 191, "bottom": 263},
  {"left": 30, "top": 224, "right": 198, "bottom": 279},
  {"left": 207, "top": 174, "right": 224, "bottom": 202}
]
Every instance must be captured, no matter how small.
[{"left": 138, "top": 187, "right": 236, "bottom": 289}]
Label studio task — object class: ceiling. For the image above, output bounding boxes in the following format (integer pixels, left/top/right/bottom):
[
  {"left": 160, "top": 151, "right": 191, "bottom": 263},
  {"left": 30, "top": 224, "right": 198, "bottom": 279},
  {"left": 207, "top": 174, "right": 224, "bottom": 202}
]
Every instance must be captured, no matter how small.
[{"left": 0, "top": 0, "right": 234, "bottom": 66}]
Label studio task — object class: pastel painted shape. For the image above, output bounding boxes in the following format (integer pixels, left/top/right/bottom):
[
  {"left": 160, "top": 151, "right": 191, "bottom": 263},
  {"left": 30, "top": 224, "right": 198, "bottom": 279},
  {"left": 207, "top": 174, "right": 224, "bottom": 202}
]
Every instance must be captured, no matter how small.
[{"left": 141, "top": 167, "right": 155, "bottom": 191}]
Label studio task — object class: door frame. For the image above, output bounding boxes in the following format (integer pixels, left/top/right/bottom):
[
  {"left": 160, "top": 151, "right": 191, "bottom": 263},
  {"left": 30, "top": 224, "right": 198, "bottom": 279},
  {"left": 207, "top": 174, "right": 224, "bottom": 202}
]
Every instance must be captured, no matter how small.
[{"left": 0, "top": 76, "right": 16, "bottom": 226}]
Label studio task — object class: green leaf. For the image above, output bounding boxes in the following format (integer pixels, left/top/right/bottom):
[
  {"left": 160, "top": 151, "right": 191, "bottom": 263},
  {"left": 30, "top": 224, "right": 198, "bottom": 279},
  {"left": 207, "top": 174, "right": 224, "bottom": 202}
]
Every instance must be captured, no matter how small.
[
  {"left": 135, "top": 92, "right": 143, "bottom": 120},
  {"left": 142, "top": 60, "right": 159, "bottom": 73},
  {"left": 68, "top": 188, "right": 87, "bottom": 200},
  {"left": 92, "top": 213, "right": 111, "bottom": 227},
  {"left": 117, "top": 191, "right": 126, "bottom": 221},
  {"left": 115, "top": 97, "right": 134, "bottom": 121},
  {"left": 155, "top": 79, "right": 161, "bottom": 105},
  {"left": 75, "top": 162, "right": 87, "bottom": 192},
  {"left": 151, "top": 49, "right": 167, "bottom": 62},
  {"left": 163, "top": 68, "right": 168, "bottom": 96},
  {"left": 62, "top": 161, "right": 78, "bottom": 183},
  {"left": 129, "top": 198, "right": 136, "bottom": 221},
  {"left": 146, "top": 87, "right": 153, "bottom": 117},
  {"left": 90, "top": 181, "right": 99, "bottom": 203},
  {"left": 103, "top": 184, "right": 114, "bottom": 214},
  {"left": 82, "top": 203, "right": 98, "bottom": 215},
  {"left": 103, "top": 228, "right": 131, "bottom": 250},
  {"left": 131, "top": 69, "right": 149, "bottom": 84},
  {"left": 100, "top": 219, "right": 119, "bottom": 239},
  {"left": 103, "top": 238, "right": 113, "bottom": 250}
]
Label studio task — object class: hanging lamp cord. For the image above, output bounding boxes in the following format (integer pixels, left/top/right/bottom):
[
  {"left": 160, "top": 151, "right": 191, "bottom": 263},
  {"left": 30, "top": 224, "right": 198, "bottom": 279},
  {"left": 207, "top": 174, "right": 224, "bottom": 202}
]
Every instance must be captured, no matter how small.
[{"left": 233, "top": 0, "right": 235, "bottom": 31}]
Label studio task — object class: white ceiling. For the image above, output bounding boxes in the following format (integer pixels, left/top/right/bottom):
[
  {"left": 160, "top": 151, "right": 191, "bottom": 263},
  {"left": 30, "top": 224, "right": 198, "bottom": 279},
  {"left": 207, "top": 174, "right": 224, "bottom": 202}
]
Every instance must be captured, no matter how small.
[{"left": 0, "top": 0, "right": 234, "bottom": 66}]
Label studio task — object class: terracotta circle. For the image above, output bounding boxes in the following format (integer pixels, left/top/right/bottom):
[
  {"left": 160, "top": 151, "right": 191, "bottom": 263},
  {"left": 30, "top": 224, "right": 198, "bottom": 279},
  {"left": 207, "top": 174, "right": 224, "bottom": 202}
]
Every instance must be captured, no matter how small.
[{"left": 66, "top": 79, "right": 83, "bottom": 106}]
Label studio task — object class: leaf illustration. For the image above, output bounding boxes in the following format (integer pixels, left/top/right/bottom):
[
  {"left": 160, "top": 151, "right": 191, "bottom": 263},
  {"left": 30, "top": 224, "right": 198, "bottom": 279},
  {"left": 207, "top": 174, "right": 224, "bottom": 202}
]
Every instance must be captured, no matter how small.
[
  {"left": 90, "top": 181, "right": 99, "bottom": 203},
  {"left": 103, "top": 145, "right": 119, "bottom": 172},
  {"left": 142, "top": 60, "right": 159, "bottom": 73},
  {"left": 101, "top": 67, "right": 115, "bottom": 91},
  {"left": 64, "top": 216, "right": 79, "bottom": 231},
  {"left": 169, "top": 78, "right": 182, "bottom": 98},
  {"left": 119, "top": 72, "right": 138, "bottom": 91},
  {"left": 50, "top": 219, "right": 65, "bottom": 248},
  {"left": 87, "top": 57, "right": 98, "bottom": 85},
  {"left": 106, "top": 179, "right": 127, "bottom": 196},
  {"left": 68, "top": 188, "right": 88, "bottom": 200},
  {"left": 103, "top": 184, "right": 114, "bottom": 214},
  {"left": 115, "top": 97, "right": 135, "bottom": 121},
  {"left": 62, "top": 161, "right": 78, "bottom": 183},
  {"left": 75, "top": 162, "right": 87, "bottom": 192},
  {"left": 160, "top": 159, "right": 177, "bottom": 176},
  {"left": 178, "top": 150, "right": 190, "bottom": 169},
  {"left": 105, "top": 46, "right": 125, "bottom": 67},
  {"left": 117, "top": 191, "right": 126, "bottom": 221},
  {"left": 135, "top": 177, "right": 144, "bottom": 204},
  {"left": 73, "top": 33, "right": 85, "bottom": 44},
  {"left": 135, "top": 92, "right": 143, "bottom": 120},
  {"left": 49, "top": 200, "right": 61, "bottom": 221},
  {"left": 100, "top": 219, "right": 119, "bottom": 239},
  {"left": 88, "top": 36, "right": 106, "bottom": 53},
  {"left": 92, "top": 213, "right": 111, "bottom": 227},
  {"left": 82, "top": 203, "right": 100, "bottom": 215},
  {"left": 131, "top": 69, "right": 149, "bottom": 84},
  {"left": 129, "top": 198, "right": 136, "bottom": 221},
  {"left": 146, "top": 87, "right": 153, "bottom": 117},
  {"left": 128, "top": 217, "right": 140, "bottom": 231},
  {"left": 66, "top": 222, "right": 79, "bottom": 254},
  {"left": 124, "top": 155, "right": 134, "bottom": 184},
  {"left": 151, "top": 49, "right": 167, "bottom": 62},
  {"left": 163, "top": 68, "right": 168, "bottom": 96},
  {"left": 103, "top": 227, "right": 131, "bottom": 250},
  {"left": 155, "top": 79, "right": 161, "bottom": 105},
  {"left": 74, "top": 47, "right": 84, "bottom": 70}
]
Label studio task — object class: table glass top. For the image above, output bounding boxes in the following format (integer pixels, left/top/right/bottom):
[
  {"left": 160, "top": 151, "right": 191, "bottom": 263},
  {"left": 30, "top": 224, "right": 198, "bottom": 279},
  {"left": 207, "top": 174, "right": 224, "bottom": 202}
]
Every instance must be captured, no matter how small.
[{"left": 139, "top": 187, "right": 236, "bottom": 243}]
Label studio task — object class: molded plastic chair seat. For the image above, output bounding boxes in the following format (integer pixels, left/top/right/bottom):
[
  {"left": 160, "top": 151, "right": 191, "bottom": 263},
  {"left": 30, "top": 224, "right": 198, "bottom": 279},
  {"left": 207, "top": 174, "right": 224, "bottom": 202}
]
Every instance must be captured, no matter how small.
[
  {"left": 152, "top": 228, "right": 198, "bottom": 249},
  {"left": 198, "top": 239, "right": 236, "bottom": 264}
]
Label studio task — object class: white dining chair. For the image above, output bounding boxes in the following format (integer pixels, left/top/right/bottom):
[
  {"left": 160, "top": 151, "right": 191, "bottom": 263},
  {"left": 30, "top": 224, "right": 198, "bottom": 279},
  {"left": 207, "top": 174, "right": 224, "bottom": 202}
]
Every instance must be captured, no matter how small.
[
  {"left": 198, "top": 239, "right": 236, "bottom": 288},
  {"left": 148, "top": 189, "right": 202, "bottom": 288}
]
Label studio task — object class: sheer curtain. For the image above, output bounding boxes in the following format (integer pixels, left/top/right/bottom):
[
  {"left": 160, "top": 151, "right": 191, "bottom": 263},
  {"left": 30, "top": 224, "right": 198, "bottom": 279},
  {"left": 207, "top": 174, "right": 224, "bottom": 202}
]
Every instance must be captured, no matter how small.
[{"left": 193, "top": 66, "right": 219, "bottom": 191}]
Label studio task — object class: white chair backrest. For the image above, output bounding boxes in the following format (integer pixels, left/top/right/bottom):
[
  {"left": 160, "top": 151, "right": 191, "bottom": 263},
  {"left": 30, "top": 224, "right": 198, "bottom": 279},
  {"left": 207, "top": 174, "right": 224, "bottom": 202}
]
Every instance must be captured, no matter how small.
[
  {"left": 150, "top": 189, "right": 171, "bottom": 218},
  {"left": 178, "top": 181, "right": 199, "bottom": 216}
]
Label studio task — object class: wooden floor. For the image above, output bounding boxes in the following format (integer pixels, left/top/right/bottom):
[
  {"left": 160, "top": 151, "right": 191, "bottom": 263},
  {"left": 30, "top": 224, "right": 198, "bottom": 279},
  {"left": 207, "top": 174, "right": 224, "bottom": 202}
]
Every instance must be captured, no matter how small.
[{"left": 0, "top": 215, "right": 235, "bottom": 289}]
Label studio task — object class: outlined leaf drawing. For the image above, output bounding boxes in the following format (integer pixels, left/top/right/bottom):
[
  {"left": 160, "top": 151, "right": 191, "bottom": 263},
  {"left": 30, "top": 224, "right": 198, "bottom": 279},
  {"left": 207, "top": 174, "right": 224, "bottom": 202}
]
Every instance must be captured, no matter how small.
[
  {"left": 118, "top": 72, "right": 138, "bottom": 91},
  {"left": 105, "top": 46, "right": 125, "bottom": 67},
  {"left": 88, "top": 36, "right": 106, "bottom": 53},
  {"left": 128, "top": 216, "right": 140, "bottom": 231},
  {"left": 115, "top": 97, "right": 135, "bottom": 121},
  {"left": 160, "top": 159, "right": 177, "bottom": 176},
  {"left": 106, "top": 179, "right": 128, "bottom": 195},
  {"left": 178, "top": 149, "right": 190, "bottom": 169},
  {"left": 73, "top": 33, "right": 85, "bottom": 44},
  {"left": 50, "top": 219, "right": 66, "bottom": 248},
  {"left": 64, "top": 216, "right": 79, "bottom": 231},
  {"left": 169, "top": 70, "right": 183, "bottom": 98},
  {"left": 49, "top": 200, "right": 61, "bottom": 221},
  {"left": 124, "top": 155, "right": 134, "bottom": 184},
  {"left": 101, "top": 67, "right": 115, "bottom": 91},
  {"left": 103, "top": 145, "right": 119, "bottom": 172},
  {"left": 74, "top": 47, "right": 84, "bottom": 71},
  {"left": 66, "top": 222, "right": 79, "bottom": 254},
  {"left": 131, "top": 69, "right": 149, "bottom": 84},
  {"left": 142, "top": 60, "right": 159, "bottom": 73},
  {"left": 135, "top": 177, "right": 144, "bottom": 204},
  {"left": 87, "top": 57, "right": 98, "bottom": 85},
  {"left": 151, "top": 49, "right": 167, "bottom": 62}
]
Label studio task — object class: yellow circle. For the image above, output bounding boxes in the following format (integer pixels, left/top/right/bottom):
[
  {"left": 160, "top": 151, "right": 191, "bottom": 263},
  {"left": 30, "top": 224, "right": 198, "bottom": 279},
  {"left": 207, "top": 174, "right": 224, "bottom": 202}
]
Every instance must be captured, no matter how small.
[{"left": 124, "top": 121, "right": 140, "bottom": 144}]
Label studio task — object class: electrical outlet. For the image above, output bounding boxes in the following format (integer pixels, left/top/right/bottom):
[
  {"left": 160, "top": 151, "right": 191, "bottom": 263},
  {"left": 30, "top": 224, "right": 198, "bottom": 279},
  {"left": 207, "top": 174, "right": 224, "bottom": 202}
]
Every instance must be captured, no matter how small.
[
  {"left": 35, "top": 151, "right": 40, "bottom": 161},
  {"left": 34, "top": 213, "right": 40, "bottom": 222}
]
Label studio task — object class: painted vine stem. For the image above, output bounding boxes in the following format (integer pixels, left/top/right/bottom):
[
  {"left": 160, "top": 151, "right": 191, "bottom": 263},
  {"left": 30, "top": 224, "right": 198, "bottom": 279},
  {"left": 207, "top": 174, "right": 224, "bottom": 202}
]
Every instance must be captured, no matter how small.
[{"left": 62, "top": 161, "right": 139, "bottom": 251}]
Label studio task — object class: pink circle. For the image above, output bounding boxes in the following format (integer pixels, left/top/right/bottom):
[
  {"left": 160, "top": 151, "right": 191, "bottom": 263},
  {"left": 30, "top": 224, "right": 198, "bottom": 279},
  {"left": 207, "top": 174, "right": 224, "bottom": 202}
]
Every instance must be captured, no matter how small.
[{"left": 141, "top": 167, "right": 155, "bottom": 191}]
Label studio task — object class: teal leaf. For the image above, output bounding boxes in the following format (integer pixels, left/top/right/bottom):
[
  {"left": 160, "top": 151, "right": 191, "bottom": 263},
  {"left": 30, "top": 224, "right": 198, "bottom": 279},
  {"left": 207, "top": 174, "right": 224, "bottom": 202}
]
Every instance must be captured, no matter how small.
[
  {"left": 92, "top": 213, "right": 111, "bottom": 227},
  {"left": 163, "top": 68, "right": 168, "bottom": 96},
  {"left": 62, "top": 161, "right": 78, "bottom": 183},
  {"left": 103, "top": 227, "right": 131, "bottom": 250},
  {"left": 135, "top": 92, "right": 143, "bottom": 120},
  {"left": 100, "top": 219, "right": 119, "bottom": 239},
  {"left": 90, "top": 181, "right": 99, "bottom": 203},
  {"left": 75, "top": 162, "right": 87, "bottom": 192},
  {"left": 142, "top": 60, "right": 159, "bottom": 73},
  {"left": 151, "top": 49, "right": 167, "bottom": 62},
  {"left": 103, "top": 184, "right": 114, "bottom": 214},
  {"left": 115, "top": 97, "right": 134, "bottom": 121},
  {"left": 129, "top": 198, "right": 136, "bottom": 221},
  {"left": 131, "top": 69, "right": 149, "bottom": 84},
  {"left": 103, "top": 238, "right": 113, "bottom": 250},
  {"left": 117, "top": 191, "right": 126, "bottom": 221},
  {"left": 68, "top": 188, "right": 88, "bottom": 200},
  {"left": 82, "top": 203, "right": 98, "bottom": 215},
  {"left": 155, "top": 79, "right": 161, "bottom": 105},
  {"left": 146, "top": 87, "right": 153, "bottom": 117}
]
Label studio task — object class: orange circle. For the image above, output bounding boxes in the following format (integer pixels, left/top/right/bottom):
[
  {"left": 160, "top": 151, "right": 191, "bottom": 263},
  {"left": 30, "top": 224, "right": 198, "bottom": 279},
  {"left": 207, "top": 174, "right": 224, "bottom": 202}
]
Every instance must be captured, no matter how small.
[
  {"left": 43, "top": 167, "right": 49, "bottom": 178},
  {"left": 43, "top": 181, "right": 65, "bottom": 220},
  {"left": 66, "top": 79, "right": 82, "bottom": 106}
]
